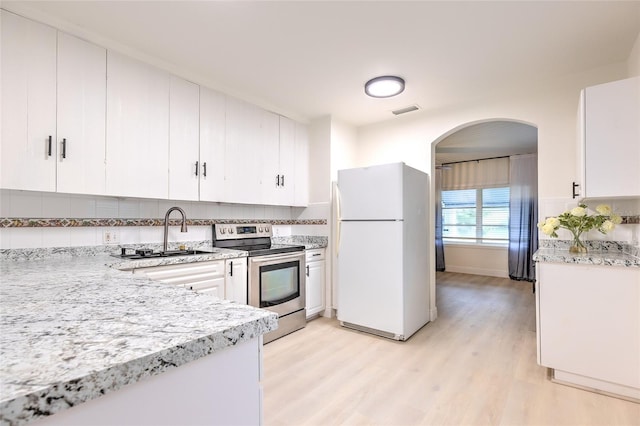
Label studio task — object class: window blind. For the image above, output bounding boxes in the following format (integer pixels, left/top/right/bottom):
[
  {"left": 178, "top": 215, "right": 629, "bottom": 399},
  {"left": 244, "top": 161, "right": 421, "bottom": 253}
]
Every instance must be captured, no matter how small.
[{"left": 441, "top": 157, "right": 510, "bottom": 190}]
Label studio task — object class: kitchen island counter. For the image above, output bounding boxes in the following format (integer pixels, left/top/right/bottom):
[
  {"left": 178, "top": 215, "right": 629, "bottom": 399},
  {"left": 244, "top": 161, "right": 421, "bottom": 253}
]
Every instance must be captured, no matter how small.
[{"left": 0, "top": 254, "right": 277, "bottom": 426}]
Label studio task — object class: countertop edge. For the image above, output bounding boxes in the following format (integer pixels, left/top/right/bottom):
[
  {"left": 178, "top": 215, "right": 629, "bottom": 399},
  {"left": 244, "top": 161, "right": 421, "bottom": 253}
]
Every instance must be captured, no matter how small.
[
  {"left": 0, "top": 314, "right": 277, "bottom": 426},
  {"left": 533, "top": 249, "right": 640, "bottom": 268}
]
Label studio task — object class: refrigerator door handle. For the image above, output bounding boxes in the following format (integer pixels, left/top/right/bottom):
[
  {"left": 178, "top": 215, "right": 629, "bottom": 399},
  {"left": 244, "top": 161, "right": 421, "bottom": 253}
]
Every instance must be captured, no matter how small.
[{"left": 336, "top": 184, "right": 342, "bottom": 257}]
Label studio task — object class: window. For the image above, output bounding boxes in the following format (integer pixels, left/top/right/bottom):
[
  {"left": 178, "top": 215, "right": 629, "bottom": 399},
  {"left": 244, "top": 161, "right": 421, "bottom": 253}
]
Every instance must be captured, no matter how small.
[{"left": 441, "top": 187, "right": 510, "bottom": 244}]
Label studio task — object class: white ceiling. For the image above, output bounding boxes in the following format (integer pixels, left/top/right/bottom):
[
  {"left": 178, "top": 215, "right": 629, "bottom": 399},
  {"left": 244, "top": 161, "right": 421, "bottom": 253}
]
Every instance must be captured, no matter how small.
[
  {"left": 435, "top": 121, "right": 538, "bottom": 165},
  {"left": 4, "top": 1, "right": 640, "bottom": 128}
]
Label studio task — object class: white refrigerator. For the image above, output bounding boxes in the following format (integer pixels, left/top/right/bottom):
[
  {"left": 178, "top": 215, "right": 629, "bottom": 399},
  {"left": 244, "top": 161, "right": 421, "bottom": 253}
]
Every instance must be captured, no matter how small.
[{"left": 336, "top": 162, "right": 430, "bottom": 340}]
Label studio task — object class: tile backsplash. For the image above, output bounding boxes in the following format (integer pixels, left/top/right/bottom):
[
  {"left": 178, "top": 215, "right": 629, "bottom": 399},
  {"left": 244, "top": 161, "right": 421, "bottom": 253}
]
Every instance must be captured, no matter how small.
[
  {"left": 538, "top": 197, "right": 640, "bottom": 248},
  {"left": 0, "top": 189, "right": 329, "bottom": 249}
]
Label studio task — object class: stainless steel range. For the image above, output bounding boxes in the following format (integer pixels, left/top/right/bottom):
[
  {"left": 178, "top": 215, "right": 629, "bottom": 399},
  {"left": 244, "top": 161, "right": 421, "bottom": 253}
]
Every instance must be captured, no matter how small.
[{"left": 213, "top": 223, "right": 306, "bottom": 343}]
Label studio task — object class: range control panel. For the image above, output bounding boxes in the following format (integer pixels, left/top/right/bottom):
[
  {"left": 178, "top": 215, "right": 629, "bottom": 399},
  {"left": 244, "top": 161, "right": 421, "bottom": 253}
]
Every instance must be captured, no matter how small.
[{"left": 214, "top": 223, "right": 272, "bottom": 240}]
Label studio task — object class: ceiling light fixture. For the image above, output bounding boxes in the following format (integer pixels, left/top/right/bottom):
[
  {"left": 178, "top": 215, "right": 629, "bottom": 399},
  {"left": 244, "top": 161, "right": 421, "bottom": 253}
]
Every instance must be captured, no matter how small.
[{"left": 364, "top": 75, "right": 405, "bottom": 98}]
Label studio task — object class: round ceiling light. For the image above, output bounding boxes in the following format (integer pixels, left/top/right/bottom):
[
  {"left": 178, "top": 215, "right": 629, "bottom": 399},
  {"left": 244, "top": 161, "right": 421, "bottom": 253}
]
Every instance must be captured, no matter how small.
[{"left": 364, "top": 75, "right": 405, "bottom": 98}]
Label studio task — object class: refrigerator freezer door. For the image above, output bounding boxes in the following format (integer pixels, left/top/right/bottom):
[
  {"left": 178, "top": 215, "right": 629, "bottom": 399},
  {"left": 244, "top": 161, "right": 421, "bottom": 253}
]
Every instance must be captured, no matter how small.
[
  {"left": 337, "top": 220, "right": 404, "bottom": 336},
  {"left": 337, "top": 163, "right": 404, "bottom": 220}
]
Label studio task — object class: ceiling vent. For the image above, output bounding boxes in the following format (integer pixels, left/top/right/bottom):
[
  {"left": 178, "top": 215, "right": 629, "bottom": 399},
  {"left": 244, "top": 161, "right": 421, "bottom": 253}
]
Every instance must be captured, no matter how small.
[{"left": 392, "top": 105, "right": 420, "bottom": 115}]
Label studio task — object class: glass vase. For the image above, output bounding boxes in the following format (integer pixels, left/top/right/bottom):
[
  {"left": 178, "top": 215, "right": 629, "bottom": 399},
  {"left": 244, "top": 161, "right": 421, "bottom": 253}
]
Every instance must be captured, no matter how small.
[{"left": 569, "top": 233, "right": 587, "bottom": 253}]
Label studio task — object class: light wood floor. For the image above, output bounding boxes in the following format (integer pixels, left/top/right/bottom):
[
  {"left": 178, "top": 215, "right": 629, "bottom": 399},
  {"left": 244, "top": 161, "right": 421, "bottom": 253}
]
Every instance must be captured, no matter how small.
[{"left": 262, "top": 271, "right": 640, "bottom": 426}]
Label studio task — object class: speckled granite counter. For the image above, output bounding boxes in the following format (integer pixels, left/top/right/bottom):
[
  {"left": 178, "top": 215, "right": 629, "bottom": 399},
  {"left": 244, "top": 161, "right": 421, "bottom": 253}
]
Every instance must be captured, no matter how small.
[
  {"left": 109, "top": 247, "right": 248, "bottom": 270},
  {"left": 272, "top": 235, "right": 328, "bottom": 250},
  {"left": 0, "top": 254, "right": 277, "bottom": 426},
  {"left": 533, "top": 240, "right": 640, "bottom": 268}
]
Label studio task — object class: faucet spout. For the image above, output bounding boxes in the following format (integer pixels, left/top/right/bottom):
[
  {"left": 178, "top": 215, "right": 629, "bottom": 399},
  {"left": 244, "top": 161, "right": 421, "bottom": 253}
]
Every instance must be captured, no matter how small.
[{"left": 163, "top": 206, "right": 188, "bottom": 253}]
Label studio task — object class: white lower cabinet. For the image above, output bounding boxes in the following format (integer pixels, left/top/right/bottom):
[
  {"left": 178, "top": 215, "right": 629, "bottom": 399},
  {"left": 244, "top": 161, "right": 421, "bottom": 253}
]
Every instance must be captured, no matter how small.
[
  {"left": 305, "top": 249, "right": 326, "bottom": 319},
  {"left": 225, "top": 257, "right": 248, "bottom": 304},
  {"left": 133, "top": 258, "right": 247, "bottom": 304},
  {"left": 536, "top": 262, "right": 640, "bottom": 400}
]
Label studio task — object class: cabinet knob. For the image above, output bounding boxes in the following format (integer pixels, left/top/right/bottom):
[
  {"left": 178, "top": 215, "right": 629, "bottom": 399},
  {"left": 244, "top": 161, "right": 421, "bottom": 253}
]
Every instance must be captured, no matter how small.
[
  {"left": 306, "top": 265, "right": 310, "bottom": 277},
  {"left": 572, "top": 182, "right": 580, "bottom": 199},
  {"left": 195, "top": 161, "right": 199, "bottom": 176},
  {"left": 47, "top": 136, "right": 52, "bottom": 157}
]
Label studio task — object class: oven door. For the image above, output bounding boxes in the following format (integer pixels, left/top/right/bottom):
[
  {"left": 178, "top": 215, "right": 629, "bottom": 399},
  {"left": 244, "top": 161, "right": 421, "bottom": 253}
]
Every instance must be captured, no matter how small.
[{"left": 248, "top": 251, "right": 306, "bottom": 317}]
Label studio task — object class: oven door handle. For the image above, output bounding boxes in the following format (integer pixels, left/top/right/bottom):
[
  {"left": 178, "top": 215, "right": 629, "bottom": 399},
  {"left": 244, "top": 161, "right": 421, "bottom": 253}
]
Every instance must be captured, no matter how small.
[{"left": 250, "top": 252, "right": 304, "bottom": 262}]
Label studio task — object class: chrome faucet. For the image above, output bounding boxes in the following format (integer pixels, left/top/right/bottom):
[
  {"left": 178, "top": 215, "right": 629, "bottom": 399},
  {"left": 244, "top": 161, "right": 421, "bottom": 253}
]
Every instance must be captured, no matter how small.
[{"left": 163, "top": 206, "right": 188, "bottom": 253}]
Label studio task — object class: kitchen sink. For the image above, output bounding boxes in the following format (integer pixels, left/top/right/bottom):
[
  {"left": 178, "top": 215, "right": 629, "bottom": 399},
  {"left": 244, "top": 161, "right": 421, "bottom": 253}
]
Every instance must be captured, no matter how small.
[{"left": 112, "top": 249, "right": 212, "bottom": 260}]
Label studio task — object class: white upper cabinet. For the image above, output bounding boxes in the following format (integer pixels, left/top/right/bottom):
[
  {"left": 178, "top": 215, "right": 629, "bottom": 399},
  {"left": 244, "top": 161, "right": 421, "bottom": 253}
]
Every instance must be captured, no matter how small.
[
  {"left": 579, "top": 76, "right": 640, "bottom": 198},
  {"left": 106, "top": 51, "right": 170, "bottom": 199},
  {"left": 1, "top": 10, "right": 57, "bottom": 192},
  {"left": 275, "top": 116, "right": 296, "bottom": 205},
  {"left": 259, "top": 111, "right": 282, "bottom": 204},
  {"left": 168, "top": 76, "right": 200, "bottom": 201},
  {"left": 56, "top": 32, "right": 107, "bottom": 195},
  {"left": 1, "top": 11, "right": 308, "bottom": 206},
  {"left": 261, "top": 116, "right": 308, "bottom": 207},
  {"left": 293, "top": 122, "right": 309, "bottom": 207},
  {"left": 1, "top": 11, "right": 107, "bottom": 196},
  {"left": 224, "top": 97, "right": 264, "bottom": 204},
  {"left": 199, "top": 87, "right": 226, "bottom": 202}
]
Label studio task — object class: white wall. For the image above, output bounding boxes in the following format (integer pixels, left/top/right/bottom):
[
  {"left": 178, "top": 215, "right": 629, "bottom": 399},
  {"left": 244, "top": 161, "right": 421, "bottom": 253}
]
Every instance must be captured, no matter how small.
[
  {"left": 628, "top": 31, "right": 640, "bottom": 77},
  {"left": 443, "top": 245, "right": 508, "bottom": 278},
  {"left": 308, "top": 116, "right": 332, "bottom": 203},
  {"left": 330, "top": 118, "right": 359, "bottom": 181}
]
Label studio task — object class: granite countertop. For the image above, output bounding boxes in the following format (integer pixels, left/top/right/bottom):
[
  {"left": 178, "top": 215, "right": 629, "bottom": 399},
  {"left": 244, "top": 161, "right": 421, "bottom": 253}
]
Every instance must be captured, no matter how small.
[
  {"left": 533, "top": 247, "right": 640, "bottom": 268},
  {"left": 0, "top": 254, "right": 277, "bottom": 426},
  {"left": 272, "top": 235, "right": 328, "bottom": 250},
  {"left": 109, "top": 247, "right": 248, "bottom": 270}
]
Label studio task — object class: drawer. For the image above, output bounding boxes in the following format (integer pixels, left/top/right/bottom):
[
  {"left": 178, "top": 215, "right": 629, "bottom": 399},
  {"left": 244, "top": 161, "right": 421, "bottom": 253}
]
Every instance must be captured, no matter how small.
[
  {"left": 305, "top": 249, "right": 325, "bottom": 262},
  {"left": 133, "top": 260, "right": 225, "bottom": 284}
]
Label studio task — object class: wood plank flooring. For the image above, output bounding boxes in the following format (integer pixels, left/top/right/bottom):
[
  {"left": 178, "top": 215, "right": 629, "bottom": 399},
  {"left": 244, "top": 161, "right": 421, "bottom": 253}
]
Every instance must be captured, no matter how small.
[{"left": 262, "top": 271, "right": 640, "bottom": 426}]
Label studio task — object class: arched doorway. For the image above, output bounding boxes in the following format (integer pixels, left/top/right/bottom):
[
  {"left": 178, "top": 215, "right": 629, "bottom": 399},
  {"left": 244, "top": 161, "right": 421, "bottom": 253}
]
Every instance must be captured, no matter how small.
[{"left": 429, "top": 119, "right": 538, "bottom": 320}]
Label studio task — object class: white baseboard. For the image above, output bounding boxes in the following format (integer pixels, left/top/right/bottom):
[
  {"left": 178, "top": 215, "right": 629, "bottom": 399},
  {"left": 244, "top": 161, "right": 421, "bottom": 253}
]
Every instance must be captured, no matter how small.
[{"left": 444, "top": 265, "right": 509, "bottom": 278}]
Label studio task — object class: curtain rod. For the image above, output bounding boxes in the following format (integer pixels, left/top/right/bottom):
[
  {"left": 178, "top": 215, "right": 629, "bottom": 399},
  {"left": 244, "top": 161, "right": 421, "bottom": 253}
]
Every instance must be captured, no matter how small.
[{"left": 441, "top": 155, "right": 510, "bottom": 166}]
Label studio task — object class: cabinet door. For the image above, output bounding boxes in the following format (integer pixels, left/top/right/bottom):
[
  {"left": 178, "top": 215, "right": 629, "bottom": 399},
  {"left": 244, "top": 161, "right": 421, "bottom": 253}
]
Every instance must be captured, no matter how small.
[
  {"left": 271, "top": 116, "right": 295, "bottom": 206},
  {"left": 106, "top": 51, "right": 170, "bottom": 199},
  {"left": 225, "top": 97, "right": 263, "bottom": 204},
  {"left": 258, "top": 111, "right": 281, "bottom": 204},
  {"left": 584, "top": 76, "right": 640, "bottom": 198},
  {"left": 538, "top": 263, "right": 640, "bottom": 390},
  {"left": 191, "top": 276, "right": 225, "bottom": 298},
  {"left": 225, "top": 258, "right": 248, "bottom": 304},
  {"left": 56, "top": 32, "right": 107, "bottom": 195},
  {"left": 169, "top": 76, "right": 199, "bottom": 201},
  {"left": 1, "top": 11, "right": 57, "bottom": 191},
  {"left": 306, "top": 260, "right": 325, "bottom": 318},
  {"left": 199, "top": 87, "right": 226, "bottom": 202},
  {"left": 293, "top": 122, "right": 309, "bottom": 207}
]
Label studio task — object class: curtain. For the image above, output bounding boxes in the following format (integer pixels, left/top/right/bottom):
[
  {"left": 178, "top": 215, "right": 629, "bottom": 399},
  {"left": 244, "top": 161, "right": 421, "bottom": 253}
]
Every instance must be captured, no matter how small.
[
  {"left": 508, "top": 154, "right": 538, "bottom": 282},
  {"left": 435, "top": 168, "right": 445, "bottom": 271}
]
